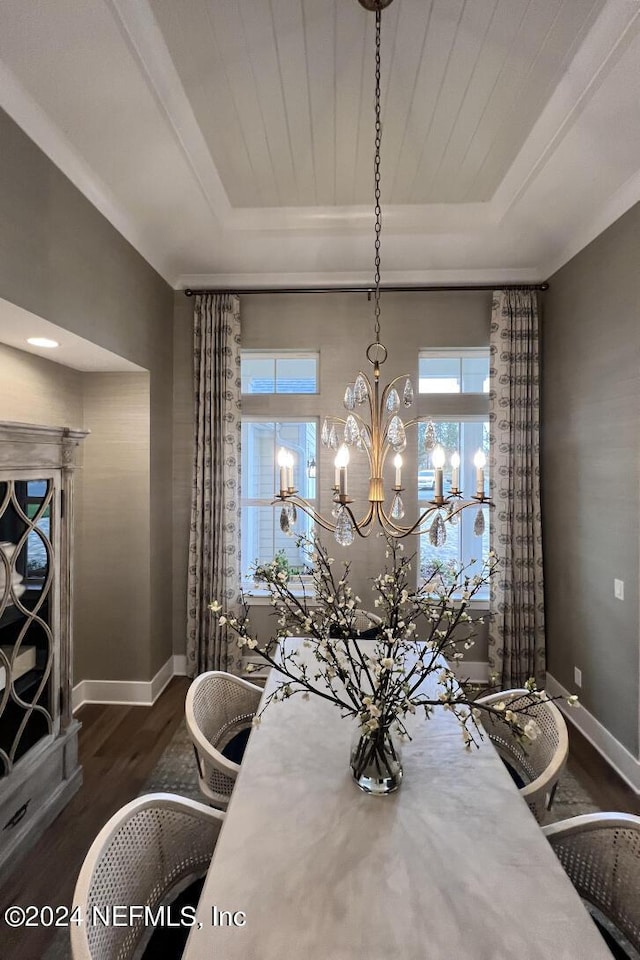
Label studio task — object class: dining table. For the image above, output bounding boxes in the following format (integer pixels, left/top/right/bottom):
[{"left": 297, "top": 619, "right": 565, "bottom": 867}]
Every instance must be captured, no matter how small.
[{"left": 183, "top": 654, "right": 614, "bottom": 960}]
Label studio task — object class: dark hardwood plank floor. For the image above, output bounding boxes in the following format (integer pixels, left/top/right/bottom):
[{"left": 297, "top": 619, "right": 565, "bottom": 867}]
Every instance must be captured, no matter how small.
[
  {"left": 0, "top": 677, "right": 190, "bottom": 960},
  {"left": 0, "top": 677, "right": 638, "bottom": 959}
]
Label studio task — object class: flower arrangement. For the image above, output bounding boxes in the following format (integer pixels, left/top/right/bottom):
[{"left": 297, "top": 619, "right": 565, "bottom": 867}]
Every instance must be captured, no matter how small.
[{"left": 210, "top": 535, "right": 575, "bottom": 794}]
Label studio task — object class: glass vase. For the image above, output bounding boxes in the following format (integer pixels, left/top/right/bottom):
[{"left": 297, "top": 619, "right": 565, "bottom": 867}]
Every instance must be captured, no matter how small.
[{"left": 350, "top": 726, "right": 403, "bottom": 795}]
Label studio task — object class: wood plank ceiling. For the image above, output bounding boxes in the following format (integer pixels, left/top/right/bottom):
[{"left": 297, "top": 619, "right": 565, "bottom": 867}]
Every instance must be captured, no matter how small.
[{"left": 152, "top": 0, "right": 605, "bottom": 208}]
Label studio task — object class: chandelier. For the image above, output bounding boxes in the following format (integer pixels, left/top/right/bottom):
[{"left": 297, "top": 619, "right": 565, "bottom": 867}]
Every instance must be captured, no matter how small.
[{"left": 274, "top": 0, "right": 489, "bottom": 547}]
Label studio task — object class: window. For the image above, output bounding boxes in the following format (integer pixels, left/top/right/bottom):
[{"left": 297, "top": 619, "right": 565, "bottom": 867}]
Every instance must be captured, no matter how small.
[
  {"left": 241, "top": 420, "right": 316, "bottom": 588},
  {"left": 418, "top": 348, "right": 490, "bottom": 598},
  {"left": 241, "top": 352, "right": 318, "bottom": 394},
  {"left": 419, "top": 349, "right": 489, "bottom": 394}
]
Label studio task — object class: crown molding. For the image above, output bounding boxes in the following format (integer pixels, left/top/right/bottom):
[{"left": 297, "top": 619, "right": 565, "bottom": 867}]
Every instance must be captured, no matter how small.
[
  {"left": 491, "top": 3, "right": 640, "bottom": 223},
  {"left": 1, "top": 0, "right": 638, "bottom": 289},
  {"left": 106, "top": 0, "right": 231, "bottom": 225},
  {"left": 540, "top": 162, "right": 640, "bottom": 280},
  {"left": 176, "top": 267, "right": 543, "bottom": 290}
]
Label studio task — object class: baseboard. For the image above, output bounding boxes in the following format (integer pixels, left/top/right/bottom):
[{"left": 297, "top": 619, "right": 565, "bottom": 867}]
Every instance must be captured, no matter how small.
[
  {"left": 71, "top": 654, "right": 490, "bottom": 709},
  {"left": 173, "top": 654, "right": 188, "bottom": 676},
  {"left": 546, "top": 673, "right": 640, "bottom": 795},
  {"left": 72, "top": 654, "right": 181, "bottom": 711}
]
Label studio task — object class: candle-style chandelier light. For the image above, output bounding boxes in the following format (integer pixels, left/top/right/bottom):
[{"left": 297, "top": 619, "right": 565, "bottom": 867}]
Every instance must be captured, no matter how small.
[{"left": 274, "top": 0, "right": 490, "bottom": 547}]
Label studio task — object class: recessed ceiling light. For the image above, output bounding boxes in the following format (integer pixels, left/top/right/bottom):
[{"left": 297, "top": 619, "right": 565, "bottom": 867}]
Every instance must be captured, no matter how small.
[{"left": 27, "top": 337, "right": 59, "bottom": 349}]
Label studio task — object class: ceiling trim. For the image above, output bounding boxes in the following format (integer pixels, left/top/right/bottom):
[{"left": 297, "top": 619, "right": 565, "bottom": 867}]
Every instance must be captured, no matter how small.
[
  {"left": 106, "top": 0, "right": 231, "bottom": 224},
  {"left": 0, "top": 58, "right": 175, "bottom": 284},
  {"left": 540, "top": 164, "right": 640, "bottom": 280},
  {"left": 176, "top": 267, "right": 544, "bottom": 290},
  {"left": 108, "top": 0, "right": 640, "bottom": 240},
  {"left": 0, "top": 0, "right": 638, "bottom": 289},
  {"left": 491, "top": 2, "right": 640, "bottom": 223}
]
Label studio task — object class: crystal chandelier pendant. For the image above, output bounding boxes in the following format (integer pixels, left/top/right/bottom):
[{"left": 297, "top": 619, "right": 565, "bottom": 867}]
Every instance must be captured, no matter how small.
[
  {"left": 354, "top": 374, "right": 368, "bottom": 404},
  {"left": 361, "top": 427, "right": 371, "bottom": 450},
  {"left": 335, "top": 507, "right": 355, "bottom": 546},
  {"left": 329, "top": 424, "right": 339, "bottom": 450},
  {"left": 423, "top": 420, "right": 436, "bottom": 451},
  {"left": 473, "top": 508, "right": 485, "bottom": 537},
  {"left": 403, "top": 379, "right": 414, "bottom": 407},
  {"left": 344, "top": 385, "right": 356, "bottom": 410},
  {"left": 391, "top": 493, "right": 405, "bottom": 520},
  {"left": 321, "top": 418, "right": 330, "bottom": 446},
  {"left": 447, "top": 500, "right": 460, "bottom": 526},
  {"left": 388, "top": 415, "right": 407, "bottom": 453},
  {"left": 344, "top": 414, "right": 359, "bottom": 444},
  {"left": 429, "top": 513, "right": 447, "bottom": 547},
  {"left": 386, "top": 388, "right": 400, "bottom": 413},
  {"left": 280, "top": 506, "right": 291, "bottom": 535}
]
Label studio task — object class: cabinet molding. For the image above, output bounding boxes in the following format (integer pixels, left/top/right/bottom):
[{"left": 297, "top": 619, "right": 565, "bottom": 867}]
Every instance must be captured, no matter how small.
[{"left": 0, "top": 421, "right": 88, "bottom": 880}]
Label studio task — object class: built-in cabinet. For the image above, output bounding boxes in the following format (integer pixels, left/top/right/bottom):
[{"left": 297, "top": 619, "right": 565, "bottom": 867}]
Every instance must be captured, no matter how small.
[{"left": 0, "top": 421, "right": 87, "bottom": 878}]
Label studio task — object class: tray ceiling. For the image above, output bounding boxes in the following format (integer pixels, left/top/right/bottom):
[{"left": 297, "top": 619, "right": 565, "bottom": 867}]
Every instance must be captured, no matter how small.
[{"left": 0, "top": 0, "right": 638, "bottom": 287}]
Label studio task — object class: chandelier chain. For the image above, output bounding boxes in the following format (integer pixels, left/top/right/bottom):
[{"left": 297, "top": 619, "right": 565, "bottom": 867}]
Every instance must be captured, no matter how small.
[
  {"left": 273, "top": 0, "right": 492, "bottom": 545},
  {"left": 373, "top": 8, "right": 382, "bottom": 344}
]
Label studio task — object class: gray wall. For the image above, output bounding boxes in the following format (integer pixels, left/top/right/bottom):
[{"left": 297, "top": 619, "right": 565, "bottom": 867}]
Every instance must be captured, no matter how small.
[
  {"left": 543, "top": 202, "right": 640, "bottom": 756},
  {"left": 0, "top": 107, "right": 174, "bottom": 682},
  {"left": 173, "top": 290, "right": 491, "bottom": 659},
  {"left": 75, "top": 373, "right": 151, "bottom": 682},
  {"left": 0, "top": 345, "right": 155, "bottom": 682}
]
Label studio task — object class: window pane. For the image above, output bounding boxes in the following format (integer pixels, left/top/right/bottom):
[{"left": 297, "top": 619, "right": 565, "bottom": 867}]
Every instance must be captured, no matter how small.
[
  {"left": 418, "top": 356, "right": 460, "bottom": 394},
  {"left": 461, "top": 355, "right": 490, "bottom": 393},
  {"left": 418, "top": 350, "right": 490, "bottom": 394},
  {"left": 418, "top": 422, "right": 460, "bottom": 492},
  {"left": 241, "top": 353, "right": 318, "bottom": 394},
  {"left": 241, "top": 418, "right": 317, "bottom": 584},
  {"left": 278, "top": 421, "right": 317, "bottom": 498},
  {"left": 241, "top": 356, "right": 275, "bottom": 394},
  {"left": 276, "top": 357, "right": 317, "bottom": 393},
  {"left": 242, "top": 506, "right": 314, "bottom": 582},
  {"left": 242, "top": 422, "right": 277, "bottom": 499},
  {"left": 418, "top": 420, "right": 489, "bottom": 597}
]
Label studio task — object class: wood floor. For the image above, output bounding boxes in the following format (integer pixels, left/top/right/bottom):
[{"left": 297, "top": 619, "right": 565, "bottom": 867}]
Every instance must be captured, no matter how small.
[{"left": 0, "top": 676, "right": 639, "bottom": 960}]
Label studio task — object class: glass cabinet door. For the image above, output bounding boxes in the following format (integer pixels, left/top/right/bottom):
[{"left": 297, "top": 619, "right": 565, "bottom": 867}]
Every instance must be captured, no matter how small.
[{"left": 0, "top": 477, "right": 57, "bottom": 778}]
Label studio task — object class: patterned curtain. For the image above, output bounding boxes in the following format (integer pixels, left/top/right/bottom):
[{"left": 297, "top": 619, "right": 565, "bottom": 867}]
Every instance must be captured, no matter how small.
[
  {"left": 187, "top": 293, "right": 243, "bottom": 677},
  {"left": 488, "top": 289, "right": 545, "bottom": 689}
]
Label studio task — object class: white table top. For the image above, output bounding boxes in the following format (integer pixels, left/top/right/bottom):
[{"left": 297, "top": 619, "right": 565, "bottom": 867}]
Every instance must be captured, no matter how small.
[{"left": 184, "top": 666, "right": 612, "bottom": 960}]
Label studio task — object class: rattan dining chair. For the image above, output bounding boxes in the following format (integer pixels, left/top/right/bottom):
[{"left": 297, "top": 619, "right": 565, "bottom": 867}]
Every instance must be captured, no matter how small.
[
  {"left": 186, "top": 670, "right": 263, "bottom": 809},
  {"left": 352, "top": 610, "right": 382, "bottom": 633},
  {"left": 543, "top": 813, "right": 640, "bottom": 957},
  {"left": 475, "top": 687, "right": 569, "bottom": 823},
  {"left": 71, "top": 793, "right": 224, "bottom": 960}
]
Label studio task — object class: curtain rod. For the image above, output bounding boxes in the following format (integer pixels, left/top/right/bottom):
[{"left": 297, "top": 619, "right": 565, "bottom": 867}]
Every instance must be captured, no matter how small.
[{"left": 184, "top": 282, "right": 549, "bottom": 297}]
